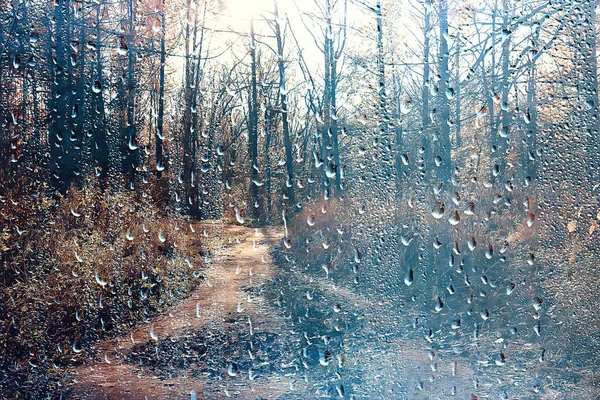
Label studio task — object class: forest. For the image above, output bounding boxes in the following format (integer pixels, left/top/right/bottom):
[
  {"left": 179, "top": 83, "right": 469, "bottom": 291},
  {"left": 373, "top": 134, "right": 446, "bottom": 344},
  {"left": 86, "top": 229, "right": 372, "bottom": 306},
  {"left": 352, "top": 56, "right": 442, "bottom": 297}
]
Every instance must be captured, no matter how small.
[{"left": 0, "top": 0, "right": 599, "bottom": 398}]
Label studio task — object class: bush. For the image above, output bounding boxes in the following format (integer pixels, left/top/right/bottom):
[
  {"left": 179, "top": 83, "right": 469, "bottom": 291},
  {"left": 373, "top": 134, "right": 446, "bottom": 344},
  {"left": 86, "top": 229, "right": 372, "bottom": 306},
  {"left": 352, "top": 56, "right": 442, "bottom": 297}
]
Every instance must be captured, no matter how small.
[{"left": 0, "top": 182, "right": 205, "bottom": 397}]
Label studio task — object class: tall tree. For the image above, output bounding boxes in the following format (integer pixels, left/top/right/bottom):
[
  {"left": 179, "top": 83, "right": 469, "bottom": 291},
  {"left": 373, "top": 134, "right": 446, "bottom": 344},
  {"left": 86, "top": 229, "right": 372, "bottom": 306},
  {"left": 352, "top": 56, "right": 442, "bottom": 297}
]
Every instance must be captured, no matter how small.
[
  {"left": 120, "top": 0, "right": 139, "bottom": 187},
  {"left": 497, "top": 0, "right": 512, "bottom": 181},
  {"left": 181, "top": 0, "right": 204, "bottom": 218},
  {"left": 49, "top": 0, "right": 78, "bottom": 189},
  {"left": 90, "top": 0, "right": 110, "bottom": 186},
  {"left": 436, "top": 0, "right": 452, "bottom": 182},
  {"left": 375, "top": 0, "right": 391, "bottom": 181},
  {"left": 421, "top": 0, "right": 432, "bottom": 176},
  {"left": 323, "top": 0, "right": 346, "bottom": 195},
  {"left": 454, "top": 34, "right": 462, "bottom": 149},
  {"left": 304, "top": 0, "right": 347, "bottom": 196},
  {"left": 273, "top": 1, "right": 295, "bottom": 206},
  {"left": 248, "top": 15, "right": 261, "bottom": 220},
  {"left": 524, "top": 30, "right": 538, "bottom": 180}
]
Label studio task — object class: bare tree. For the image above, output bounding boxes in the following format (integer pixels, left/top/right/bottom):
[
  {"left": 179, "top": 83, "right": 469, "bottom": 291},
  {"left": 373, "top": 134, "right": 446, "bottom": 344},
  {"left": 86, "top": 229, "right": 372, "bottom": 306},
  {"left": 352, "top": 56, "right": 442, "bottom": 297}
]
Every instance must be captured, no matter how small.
[
  {"left": 272, "top": 1, "right": 296, "bottom": 206},
  {"left": 436, "top": 0, "right": 452, "bottom": 181}
]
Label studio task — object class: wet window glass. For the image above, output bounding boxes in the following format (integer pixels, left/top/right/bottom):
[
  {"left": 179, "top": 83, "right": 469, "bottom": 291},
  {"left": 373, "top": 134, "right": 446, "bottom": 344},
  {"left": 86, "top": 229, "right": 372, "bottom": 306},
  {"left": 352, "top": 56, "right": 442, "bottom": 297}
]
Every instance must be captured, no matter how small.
[{"left": 1, "top": 0, "right": 599, "bottom": 398}]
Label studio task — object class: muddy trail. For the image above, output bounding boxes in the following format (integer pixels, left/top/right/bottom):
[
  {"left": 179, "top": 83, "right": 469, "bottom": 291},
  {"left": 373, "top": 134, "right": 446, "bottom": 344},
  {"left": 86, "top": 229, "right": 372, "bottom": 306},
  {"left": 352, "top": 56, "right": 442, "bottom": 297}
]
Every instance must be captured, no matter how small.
[
  {"left": 67, "top": 224, "right": 298, "bottom": 399},
  {"left": 63, "top": 223, "right": 488, "bottom": 400}
]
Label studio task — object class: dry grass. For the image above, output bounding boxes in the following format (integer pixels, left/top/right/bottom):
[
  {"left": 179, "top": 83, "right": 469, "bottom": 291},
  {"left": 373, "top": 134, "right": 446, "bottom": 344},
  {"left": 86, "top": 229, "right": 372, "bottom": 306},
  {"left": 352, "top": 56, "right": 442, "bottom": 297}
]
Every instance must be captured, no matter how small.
[{"left": 0, "top": 182, "right": 206, "bottom": 396}]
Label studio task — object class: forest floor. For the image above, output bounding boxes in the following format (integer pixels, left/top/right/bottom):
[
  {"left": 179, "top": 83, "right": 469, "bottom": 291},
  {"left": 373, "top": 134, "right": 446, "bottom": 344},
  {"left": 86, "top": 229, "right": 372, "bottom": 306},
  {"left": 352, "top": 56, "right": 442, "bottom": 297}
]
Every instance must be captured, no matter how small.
[
  {"left": 62, "top": 222, "right": 486, "bottom": 400},
  {"left": 61, "top": 221, "right": 580, "bottom": 400},
  {"left": 66, "top": 223, "right": 295, "bottom": 399}
]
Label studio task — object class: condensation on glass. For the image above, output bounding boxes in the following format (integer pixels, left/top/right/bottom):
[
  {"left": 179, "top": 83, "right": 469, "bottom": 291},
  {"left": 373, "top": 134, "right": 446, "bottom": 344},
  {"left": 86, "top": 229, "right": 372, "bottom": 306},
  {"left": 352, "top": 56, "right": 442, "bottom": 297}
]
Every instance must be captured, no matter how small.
[{"left": 0, "top": 0, "right": 598, "bottom": 398}]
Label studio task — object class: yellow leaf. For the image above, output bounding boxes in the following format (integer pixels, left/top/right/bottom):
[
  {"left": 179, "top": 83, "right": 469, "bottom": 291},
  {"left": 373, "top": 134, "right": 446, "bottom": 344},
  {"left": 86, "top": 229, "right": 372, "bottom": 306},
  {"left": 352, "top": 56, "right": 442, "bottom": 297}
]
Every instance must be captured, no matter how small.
[{"left": 567, "top": 221, "right": 577, "bottom": 233}]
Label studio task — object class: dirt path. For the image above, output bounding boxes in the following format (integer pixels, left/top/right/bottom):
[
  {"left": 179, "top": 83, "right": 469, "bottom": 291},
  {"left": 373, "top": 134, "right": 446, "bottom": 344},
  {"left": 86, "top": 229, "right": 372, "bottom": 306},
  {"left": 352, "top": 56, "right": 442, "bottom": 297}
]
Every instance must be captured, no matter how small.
[
  {"left": 65, "top": 224, "right": 481, "bottom": 399},
  {"left": 68, "top": 225, "right": 291, "bottom": 399}
]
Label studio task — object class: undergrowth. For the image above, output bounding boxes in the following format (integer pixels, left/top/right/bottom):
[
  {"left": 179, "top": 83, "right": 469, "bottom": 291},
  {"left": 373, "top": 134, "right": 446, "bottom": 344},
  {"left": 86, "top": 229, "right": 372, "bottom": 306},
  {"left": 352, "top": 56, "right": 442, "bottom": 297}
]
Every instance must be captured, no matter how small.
[{"left": 0, "top": 181, "right": 206, "bottom": 397}]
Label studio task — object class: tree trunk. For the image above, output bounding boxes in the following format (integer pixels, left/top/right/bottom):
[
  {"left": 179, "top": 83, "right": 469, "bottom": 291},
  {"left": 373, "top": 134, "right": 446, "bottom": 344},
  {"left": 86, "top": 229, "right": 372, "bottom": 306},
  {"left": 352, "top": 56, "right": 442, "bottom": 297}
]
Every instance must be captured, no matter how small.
[
  {"left": 498, "top": 0, "right": 512, "bottom": 180},
  {"left": 421, "top": 1, "right": 431, "bottom": 175},
  {"left": 49, "top": 0, "right": 76, "bottom": 190},
  {"left": 437, "top": 0, "right": 452, "bottom": 182},
  {"left": 274, "top": 1, "right": 295, "bottom": 206},
  {"left": 248, "top": 16, "right": 261, "bottom": 221},
  {"left": 92, "top": 2, "right": 110, "bottom": 187},
  {"left": 122, "top": 0, "right": 138, "bottom": 187},
  {"left": 264, "top": 110, "right": 274, "bottom": 221},
  {"left": 393, "top": 69, "right": 404, "bottom": 193},
  {"left": 330, "top": 56, "right": 341, "bottom": 192},
  {"left": 376, "top": 0, "right": 391, "bottom": 182},
  {"left": 525, "top": 52, "right": 538, "bottom": 180},
  {"left": 454, "top": 35, "right": 462, "bottom": 149},
  {"left": 154, "top": 0, "right": 169, "bottom": 207}
]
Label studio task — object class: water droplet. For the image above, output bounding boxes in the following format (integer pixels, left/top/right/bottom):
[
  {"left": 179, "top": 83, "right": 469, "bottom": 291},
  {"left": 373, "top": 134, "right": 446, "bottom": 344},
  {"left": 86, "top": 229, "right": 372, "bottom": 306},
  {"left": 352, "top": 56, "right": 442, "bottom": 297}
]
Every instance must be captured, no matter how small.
[
  {"left": 404, "top": 268, "right": 414, "bottom": 286},
  {"left": 432, "top": 203, "right": 445, "bottom": 219},
  {"left": 449, "top": 210, "right": 461, "bottom": 225},
  {"left": 527, "top": 213, "right": 535, "bottom": 227},
  {"left": 495, "top": 352, "right": 506, "bottom": 366},
  {"left": 94, "top": 271, "right": 107, "bottom": 287},
  {"left": 150, "top": 325, "right": 159, "bottom": 341},
  {"left": 467, "top": 237, "right": 476, "bottom": 251},
  {"left": 227, "top": 362, "right": 238, "bottom": 376},
  {"left": 30, "top": 31, "right": 39, "bottom": 44},
  {"left": 92, "top": 80, "right": 102, "bottom": 94},
  {"left": 234, "top": 207, "right": 245, "bottom": 224},
  {"left": 152, "top": 17, "right": 162, "bottom": 33},
  {"left": 434, "top": 297, "right": 444, "bottom": 312},
  {"left": 506, "top": 282, "right": 515, "bottom": 295},
  {"left": 400, "top": 97, "right": 413, "bottom": 114},
  {"left": 401, "top": 154, "right": 409, "bottom": 165},
  {"left": 72, "top": 339, "right": 83, "bottom": 353}
]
